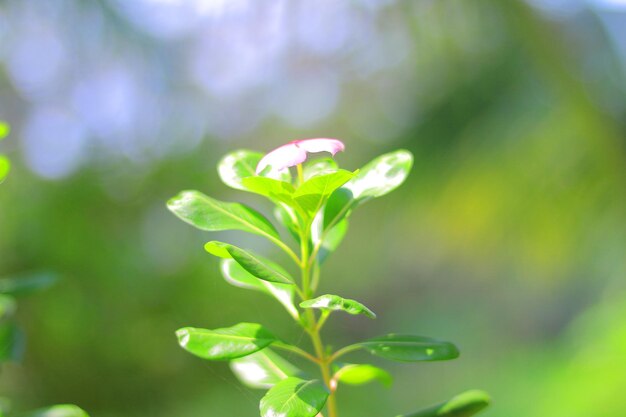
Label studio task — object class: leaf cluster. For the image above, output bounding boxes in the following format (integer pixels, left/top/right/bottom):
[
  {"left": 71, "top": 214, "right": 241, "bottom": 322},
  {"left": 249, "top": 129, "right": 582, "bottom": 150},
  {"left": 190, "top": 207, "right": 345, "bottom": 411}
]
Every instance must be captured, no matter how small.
[{"left": 168, "top": 148, "right": 489, "bottom": 417}]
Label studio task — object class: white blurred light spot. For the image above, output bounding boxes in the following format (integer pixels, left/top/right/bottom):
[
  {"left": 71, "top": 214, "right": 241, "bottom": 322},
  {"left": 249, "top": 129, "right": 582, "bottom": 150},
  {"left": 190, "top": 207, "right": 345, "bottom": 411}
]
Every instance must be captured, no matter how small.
[
  {"left": 112, "top": 0, "right": 250, "bottom": 39},
  {"left": 22, "top": 108, "right": 86, "bottom": 179},
  {"left": 589, "top": 0, "right": 626, "bottom": 9},
  {"left": 71, "top": 68, "right": 137, "bottom": 139},
  {"left": 295, "top": 1, "right": 352, "bottom": 54},
  {"left": 188, "top": 2, "right": 287, "bottom": 98},
  {"left": 230, "top": 361, "right": 267, "bottom": 383},
  {"left": 271, "top": 73, "right": 340, "bottom": 127},
  {"left": 7, "top": 28, "right": 67, "bottom": 100}
]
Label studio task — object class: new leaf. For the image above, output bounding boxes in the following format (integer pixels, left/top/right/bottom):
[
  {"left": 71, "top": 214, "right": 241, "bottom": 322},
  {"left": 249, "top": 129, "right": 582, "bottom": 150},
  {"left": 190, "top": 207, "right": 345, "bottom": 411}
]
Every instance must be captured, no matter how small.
[
  {"left": 218, "top": 149, "right": 291, "bottom": 191},
  {"left": 294, "top": 170, "right": 355, "bottom": 217}
]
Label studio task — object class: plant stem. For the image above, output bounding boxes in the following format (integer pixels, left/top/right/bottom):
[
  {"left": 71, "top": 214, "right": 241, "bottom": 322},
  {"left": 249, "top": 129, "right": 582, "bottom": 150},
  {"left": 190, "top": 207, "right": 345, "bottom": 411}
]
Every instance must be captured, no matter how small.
[
  {"left": 297, "top": 163, "right": 305, "bottom": 185},
  {"left": 329, "top": 344, "right": 362, "bottom": 363},
  {"left": 266, "top": 234, "right": 302, "bottom": 267},
  {"left": 273, "top": 341, "right": 319, "bottom": 364},
  {"left": 307, "top": 311, "right": 338, "bottom": 417},
  {"left": 299, "top": 221, "right": 338, "bottom": 417}
]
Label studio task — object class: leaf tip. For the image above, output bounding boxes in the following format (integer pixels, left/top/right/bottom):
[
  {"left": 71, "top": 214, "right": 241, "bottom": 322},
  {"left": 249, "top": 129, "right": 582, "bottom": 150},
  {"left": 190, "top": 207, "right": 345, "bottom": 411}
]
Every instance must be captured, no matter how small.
[{"left": 176, "top": 328, "right": 191, "bottom": 347}]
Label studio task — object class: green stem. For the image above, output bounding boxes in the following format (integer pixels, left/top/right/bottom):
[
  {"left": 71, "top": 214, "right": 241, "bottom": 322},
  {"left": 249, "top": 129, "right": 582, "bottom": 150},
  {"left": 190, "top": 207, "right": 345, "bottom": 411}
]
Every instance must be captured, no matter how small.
[
  {"left": 316, "top": 310, "right": 330, "bottom": 332},
  {"left": 273, "top": 341, "right": 319, "bottom": 364},
  {"left": 266, "top": 234, "right": 302, "bottom": 267},
  {"left": 329, "top": 345, "right": 362, "bottom": 363},
  {"left": 297, "top": 163, "right": 305, "bottom": 185},
  {"left": 308, "top": 313, "right": 338, "bottom": 417},
  {"left": 298, "top": 220, "right": 339, "bottom": 417}
]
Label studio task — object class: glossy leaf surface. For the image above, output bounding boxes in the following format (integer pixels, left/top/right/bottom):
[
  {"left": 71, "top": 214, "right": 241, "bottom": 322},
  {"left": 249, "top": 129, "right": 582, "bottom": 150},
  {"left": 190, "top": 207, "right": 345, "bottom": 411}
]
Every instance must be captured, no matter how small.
[
  {"left": 217, "top": 150, "right": 263, "bottom": 190},
  {"left": 205, "top": 241, "right": 294, "bottom": 284},
  {"left": 274, "top": 204, "right": 301, "bottom": 243},
  {"left": 230, "top": 348, "right": 300, "bottom": 389},
  {"left": 294, "top": 170, "right": 354, "bottom": 216},
  {"left": 167, "top": 190, "right": 279, "bottom": 239},
  {"left": 241, "top": 176, "right": 296, "bottom": 205},
  {"left": 17, "top": 405, "right": 90, "bottom": 417},
  {"left": 397, "top": 390, "right": 490, "bottom": 417},
  {"left": 323, "top": 150, "right": 413, "bottom": 230},
  {"left": 300, "top": 294, "right": 376, "bottom": 319},
  {"left": 312, "top": 213, "right": 348, "bottom": 264},
  {"left": 260, "top": 377, "right": 329, "bottom": 417},
  {"left": 220, "top": 258, "right": 299, "bottom": 319},
  {"left": 333, "top": 363, "right": 392, "bottom": 387},
  {"left": 176, "top": 323, "right": 278, "bottom": 361},
  {"left": 344, "top": 149, "right": 413, "bottom": 200},
  {"left": 358, "top": 334, "right": 459, "bottom": 362},
  {"left": 303, "top": 157, "right": 338, "bottom": 180}
]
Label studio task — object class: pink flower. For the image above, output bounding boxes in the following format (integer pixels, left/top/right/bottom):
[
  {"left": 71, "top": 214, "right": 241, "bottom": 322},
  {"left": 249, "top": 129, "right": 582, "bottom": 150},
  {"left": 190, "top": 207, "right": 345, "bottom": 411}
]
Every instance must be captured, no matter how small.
[{"left": 256, "top": 138, "right": 345, "bottom": 174}]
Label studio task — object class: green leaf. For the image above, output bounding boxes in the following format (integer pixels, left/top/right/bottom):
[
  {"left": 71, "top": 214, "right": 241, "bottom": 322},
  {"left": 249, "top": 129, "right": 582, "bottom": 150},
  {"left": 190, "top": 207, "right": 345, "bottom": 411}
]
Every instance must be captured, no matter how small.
[
  {"left": 217, "top": 150, "right": 263, "bottom": 190},
  {"left": 0, "top": 272, "right": 58, "bottom": 296},
  {"left": 0, "top": 322, "right": 23, "bottom": 362},
  {"left": 0, "top": 122, "right": 9, "bottom": 140},
  {"left": 218, "top": 149, "right": 291, "bottom": 191},
  {"left": 205, "top": 241, "right": 294, "bottom": 285},
  {"left": 16, "top": 404, "right": 90, "bottom": 417},
  {"left": 357, "top": 334, "right": 459, "bottom": 362},
  {"left": 323, "top": 150, "right": 413, "bottom": 230},
  {"left": 0, "top": 156, "right": 10, "bottom": 183},
  {"left": 260, "top": 377, "right": 329, "bottom": 417},
  {"left": 397, "top": 390, "right": 491, "bottom": 417},
  {"left": 294, "top": 170, "right": 355, "bottom": 217},
  {"left": 241, "top": 176, "right": 296, "bottom": 206},
  {"left": 167, "top": 190, "right": 279, "bottom": 239},
  {"left": 300, "top": 294, "right": 376, "bottom": 319},
  {"left": 176, "top": 323, "right": 278, "bottom": 361},
  {"left": 333, "top": 363, "right": 392, "bottom": 387},
  {"left": 345, "top": 149, "right": 413, "bottom": 200},
  {"left": 230, "top": 348, "right": 300, "bottom": 389},
  {"left": 312, "top": 215, "right": 348, "bottom": 264},
  {"left": 220, "top": 258, "right": 299, "bottom": 320},
  {"left": 323, "top": 187, "right": 355, "bottom": 231},
  {"left": 303, "top": 157, "right": 338, "bottom": 180},
  {"left": 0, "top": 295, "right": 16, "bottom": 320},
  {"left": 274, "top": 204, "right": 301, "bottom": 243}
]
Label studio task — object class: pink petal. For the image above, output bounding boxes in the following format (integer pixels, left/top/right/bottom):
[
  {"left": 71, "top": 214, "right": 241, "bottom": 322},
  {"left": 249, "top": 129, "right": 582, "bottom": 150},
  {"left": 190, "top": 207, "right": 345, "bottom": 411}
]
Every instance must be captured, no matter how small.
[
  {"left": 294, "top": 138, "right": 345, "bottom": 155},
  {"left": 256, "top": 143, "right": 307, "bottom": 174},
  {"left": 255, "top": 138, "right": 346, "bottom": 174}
]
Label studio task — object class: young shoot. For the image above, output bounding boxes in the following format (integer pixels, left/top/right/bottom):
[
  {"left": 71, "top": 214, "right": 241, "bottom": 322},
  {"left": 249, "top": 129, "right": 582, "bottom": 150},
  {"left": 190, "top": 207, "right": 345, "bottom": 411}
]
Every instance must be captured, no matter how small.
[{"left": 168, "top": 138, "right": 490, "bottom": 417}]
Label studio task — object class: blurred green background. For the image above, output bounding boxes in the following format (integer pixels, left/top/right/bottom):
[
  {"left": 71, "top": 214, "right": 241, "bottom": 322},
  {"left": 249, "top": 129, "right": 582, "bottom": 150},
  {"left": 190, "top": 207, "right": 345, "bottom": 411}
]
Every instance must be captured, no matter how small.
[{"left": 1, "top": 0, "right": 626, "bottom": 416}]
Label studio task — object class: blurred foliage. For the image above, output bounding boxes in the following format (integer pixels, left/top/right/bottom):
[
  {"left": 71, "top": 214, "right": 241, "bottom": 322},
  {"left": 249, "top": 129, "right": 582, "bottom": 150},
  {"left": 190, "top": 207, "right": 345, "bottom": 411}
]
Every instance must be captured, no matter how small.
[{"left": 0, "top": 0, "right": 625, "bottom": 416}]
